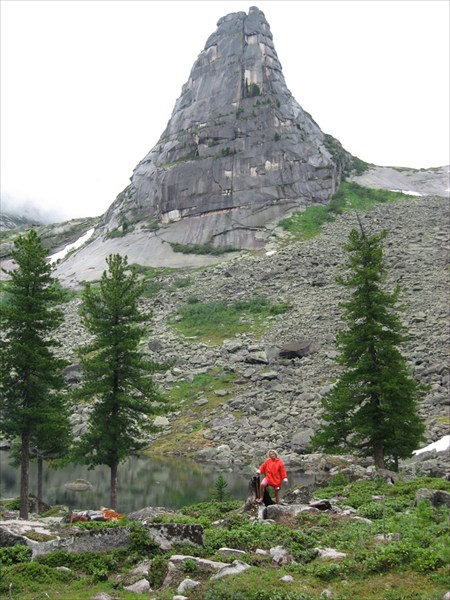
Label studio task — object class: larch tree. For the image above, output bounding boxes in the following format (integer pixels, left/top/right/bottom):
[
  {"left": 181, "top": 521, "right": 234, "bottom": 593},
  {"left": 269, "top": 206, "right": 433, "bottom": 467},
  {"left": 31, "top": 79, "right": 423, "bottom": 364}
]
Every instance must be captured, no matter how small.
[
  {"left": 311, "top": 224, "right": 425, "bottom": 470},
  {"left": 0, "top": 230, "right": 70, "bottom": 518},
  {"left": 75, "top": 254, "right": 166, "bottom": 510}
]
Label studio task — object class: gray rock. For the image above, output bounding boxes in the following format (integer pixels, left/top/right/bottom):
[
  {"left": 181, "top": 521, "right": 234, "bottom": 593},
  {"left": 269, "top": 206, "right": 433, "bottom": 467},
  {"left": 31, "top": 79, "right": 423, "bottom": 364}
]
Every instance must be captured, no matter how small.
[
  {"left": 123, "top": 578, "right": 150, "bottom": 594},
  {"left": 218, "top": 547, "right": 247, "bottom": 556},
  {"left": 310, "top": 499, "right": 332, "bottom": 511},
  {"left": 170, "top": 554, "right": 227, "bottom": 572},
  {"left": 1, "top": 521, "right": 204, "bottom": 558},
  {"left": 153, "top": 416, "right": 170, "bottom": 427},
  {"left": 177, "top": 578, "right": 201, "bottom": 593},
  {"left": 269, "top": 546, "right": 294, "bottom": 565},
  {"left": 128, "top": 507, "right": 176, "bottom": 521},
  {"left": 414, "top": 488, "right": 450, "bottom": 508},
  {"left": 63, "top": 479, "right": 92, "bottom": 492},
  {"left": 279, "top": 341, "right": 317, "bottom": 359},
  {"left": 316, "top": 547, "right": 347, "bottom": 560},
  {"left": 211, "top": 559, "right": 252, "bottom": 579}
]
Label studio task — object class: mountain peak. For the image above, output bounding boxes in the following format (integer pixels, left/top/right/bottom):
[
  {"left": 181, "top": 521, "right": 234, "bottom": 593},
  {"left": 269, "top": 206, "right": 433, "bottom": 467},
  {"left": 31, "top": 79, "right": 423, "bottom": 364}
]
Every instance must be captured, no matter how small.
[
  {"left": 55, "top": 7, "right": 354, "bottom": 286},
  {"left": 100, "top": 6, "right": 348, "bottom": 251}
]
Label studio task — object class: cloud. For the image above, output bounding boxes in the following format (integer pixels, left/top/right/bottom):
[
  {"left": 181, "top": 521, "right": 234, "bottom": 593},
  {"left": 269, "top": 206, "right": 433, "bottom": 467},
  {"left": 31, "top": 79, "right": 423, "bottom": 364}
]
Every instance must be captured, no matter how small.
[{"left": 1, "top": 192, "right": 71, "bottom": 225}]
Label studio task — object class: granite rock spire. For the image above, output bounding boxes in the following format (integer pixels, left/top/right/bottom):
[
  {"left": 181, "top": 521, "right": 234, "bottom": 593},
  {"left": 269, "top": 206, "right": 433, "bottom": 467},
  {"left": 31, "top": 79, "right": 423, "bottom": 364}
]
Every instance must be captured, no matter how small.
[{"left": 102, "top": 7, "right": 349, "bottom": 250}]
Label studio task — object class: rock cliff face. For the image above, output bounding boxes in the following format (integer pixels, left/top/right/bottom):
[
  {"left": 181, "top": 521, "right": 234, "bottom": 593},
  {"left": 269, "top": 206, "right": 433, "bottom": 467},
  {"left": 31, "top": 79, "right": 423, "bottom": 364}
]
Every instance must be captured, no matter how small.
[{"left": 101, "top": 7, "right": 348, "bottom": 249}]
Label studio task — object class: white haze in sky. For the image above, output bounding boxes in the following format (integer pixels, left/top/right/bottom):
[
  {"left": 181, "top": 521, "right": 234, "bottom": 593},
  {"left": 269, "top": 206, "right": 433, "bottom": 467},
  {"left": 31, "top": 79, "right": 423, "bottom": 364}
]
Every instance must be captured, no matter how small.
[{"left": 1, "top": 0, "right": 449, "bottom": 223}]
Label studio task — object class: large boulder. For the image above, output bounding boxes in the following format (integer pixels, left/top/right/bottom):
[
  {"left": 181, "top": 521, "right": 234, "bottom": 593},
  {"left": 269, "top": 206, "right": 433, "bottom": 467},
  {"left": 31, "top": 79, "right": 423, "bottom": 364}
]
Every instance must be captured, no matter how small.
[
  {"left": 414, "top": 488, "right": 450, "bottom": 508},
  {"left": 0, "top": 519, "right": 203, "bottom": 558}
]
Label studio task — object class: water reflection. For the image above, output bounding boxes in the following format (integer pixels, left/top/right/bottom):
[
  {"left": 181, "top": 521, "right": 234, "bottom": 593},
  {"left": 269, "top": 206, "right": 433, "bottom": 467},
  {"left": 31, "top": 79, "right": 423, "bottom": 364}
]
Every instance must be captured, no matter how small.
[{"left": 0, "top": 451, "right": 313, "bottom": 513}]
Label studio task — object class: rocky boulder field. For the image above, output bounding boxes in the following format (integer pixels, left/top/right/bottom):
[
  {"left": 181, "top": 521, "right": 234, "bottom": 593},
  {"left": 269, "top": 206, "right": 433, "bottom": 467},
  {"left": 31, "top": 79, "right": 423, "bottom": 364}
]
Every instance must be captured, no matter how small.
[{"left": 56, "top": 194, "right": 449, "bottom": 474}]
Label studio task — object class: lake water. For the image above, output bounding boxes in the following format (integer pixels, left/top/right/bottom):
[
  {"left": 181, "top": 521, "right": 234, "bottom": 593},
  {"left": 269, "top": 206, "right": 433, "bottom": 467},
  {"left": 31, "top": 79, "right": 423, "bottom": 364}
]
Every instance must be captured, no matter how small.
[{"left": 0, "top": 451, "right": 314, "bottom": 513}]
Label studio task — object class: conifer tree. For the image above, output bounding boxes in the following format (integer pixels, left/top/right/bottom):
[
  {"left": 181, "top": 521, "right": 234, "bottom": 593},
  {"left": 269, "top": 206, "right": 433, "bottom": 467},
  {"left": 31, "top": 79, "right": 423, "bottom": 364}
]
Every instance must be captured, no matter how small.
[
  {"left": 75, "top": 254, "right": 166, "bottom": 510},
  {"left": 311, "top": 225, "right": 424, "bottom": 469},
  {"left": 0, "top": 230, "right": 69, "bottom": 518}
]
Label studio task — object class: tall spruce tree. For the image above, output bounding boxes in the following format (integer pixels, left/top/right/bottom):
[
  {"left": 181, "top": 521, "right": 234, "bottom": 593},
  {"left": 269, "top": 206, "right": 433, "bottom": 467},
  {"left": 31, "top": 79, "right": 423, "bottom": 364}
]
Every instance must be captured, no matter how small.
[
  {"left": 0, "top": 230, "right": 69, "bottom": 518},
  {"left": 75, "top": 254, "right": 166, "bottom": 510},
  {"left": 311, "top": 225, "right": 425, "bottom": 470}
]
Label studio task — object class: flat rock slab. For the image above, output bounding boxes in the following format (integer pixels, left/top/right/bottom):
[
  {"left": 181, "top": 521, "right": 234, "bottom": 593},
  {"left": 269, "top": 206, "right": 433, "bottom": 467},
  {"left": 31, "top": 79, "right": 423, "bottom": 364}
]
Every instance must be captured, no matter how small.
[{"left": 0, "top": 519, "right": 203, "bottom": 558}]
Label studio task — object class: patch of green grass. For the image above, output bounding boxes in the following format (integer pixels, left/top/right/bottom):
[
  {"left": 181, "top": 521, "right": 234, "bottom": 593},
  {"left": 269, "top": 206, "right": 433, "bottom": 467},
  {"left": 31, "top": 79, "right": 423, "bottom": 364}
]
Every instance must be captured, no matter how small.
[
  {"left": 130, "top": 264, "right": 175, "bottom": 298},
  {"left": 166, "top": 370, "right": 236, "bottom": 406},
  {"left": 280, "top": 182, "right": 416, "bottom": 240},
  {"left": 171, "top": 296, "right": 291, "bottom": 343},
  {"left": 149, "top": 369, "right": 239, "bottom": 455},
  {"left": 170, "top": 242, "right": 239, "bottom": 256}
]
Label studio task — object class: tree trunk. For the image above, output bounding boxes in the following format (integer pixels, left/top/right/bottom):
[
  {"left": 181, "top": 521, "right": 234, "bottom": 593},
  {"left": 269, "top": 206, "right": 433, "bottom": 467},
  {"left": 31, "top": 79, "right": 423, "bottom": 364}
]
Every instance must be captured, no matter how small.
[
  {"left": 374, "top": 443, "right": 385, "bottom": 469},
  {"left": 20, "top": 433, "right": 30, "bottom": 519},
  {"left": 37, "top": 454, "right": 43, "bottom": 510},
  {"left": 110, "top": 462, "right": 118, "bottom": 511},
  {"left": 393, "top": 453, "right": 399, "bottom": 473}
]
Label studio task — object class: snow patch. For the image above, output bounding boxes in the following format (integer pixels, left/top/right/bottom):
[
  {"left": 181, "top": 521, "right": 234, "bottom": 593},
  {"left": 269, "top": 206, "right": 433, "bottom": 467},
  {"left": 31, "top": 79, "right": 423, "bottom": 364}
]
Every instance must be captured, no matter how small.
[
  {"left": 49, "top": 228, "right": 95, "bottom": 263},
  {"left": 266, "top": 250, "right": 277, "bottom": 256},
  {"left": 389, "top": 189, "right": 423, "bottom": 197},
  {"left": 412, "top": 435, "right": 450, "bottom": 456}
]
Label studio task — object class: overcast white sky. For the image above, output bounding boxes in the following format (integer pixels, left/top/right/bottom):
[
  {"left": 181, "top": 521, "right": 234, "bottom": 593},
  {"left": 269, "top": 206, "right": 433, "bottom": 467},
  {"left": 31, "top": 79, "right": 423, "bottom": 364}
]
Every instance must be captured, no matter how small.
[{"left": 1, "top": 0, "right": 449, "bottom": 223}]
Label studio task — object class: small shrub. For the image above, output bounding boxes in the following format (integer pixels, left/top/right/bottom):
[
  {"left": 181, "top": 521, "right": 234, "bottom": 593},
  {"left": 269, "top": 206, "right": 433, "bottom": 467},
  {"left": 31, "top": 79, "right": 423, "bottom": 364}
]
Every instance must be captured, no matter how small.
[
  {"left": 0, "top": 545, "right": 32, "bottom": 566},
  {"left": 181, "top": 500, "right": 242, "bottom": 521},
  {"left": 148, "top": 555, "right": 169, "bottom": 588},
  {"left": 309, "top": 560, "right": 345, "bottom": 581},
  {"left": 412, "top": 546, "right": 446, "bottom": 573},
  {"left": 213, "top": 475, "right": 229, "bottom": 502},
  {"left": 0, "top": 562, "right": 74, "bottom": 594},
  {"left": 329, "top": 471, "right": 349, "bottom": 487},
  {"left": 3, "top": 497, "right": 21, "bottom": 510},
  {"left": 183, "top": 558, "right": 199, "bottom": 574},
  {"left": 129, "top": 523, "right": 160, "bottom": 556},
  {"left": 366, "top": 540, "right": 416, "bottom": 573},
  {"left": 37, "top": 549, "right": 125, "bottom": 575},
  {"left": 357, "top": 501, "right": 393, "bottom": 520}
]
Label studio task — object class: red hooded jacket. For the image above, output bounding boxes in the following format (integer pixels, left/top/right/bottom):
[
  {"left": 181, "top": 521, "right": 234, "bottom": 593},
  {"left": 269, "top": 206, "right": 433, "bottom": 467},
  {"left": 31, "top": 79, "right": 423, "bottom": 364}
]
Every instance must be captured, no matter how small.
[{"left": 258, "top": 457, "right": 287, "bottom": 488}]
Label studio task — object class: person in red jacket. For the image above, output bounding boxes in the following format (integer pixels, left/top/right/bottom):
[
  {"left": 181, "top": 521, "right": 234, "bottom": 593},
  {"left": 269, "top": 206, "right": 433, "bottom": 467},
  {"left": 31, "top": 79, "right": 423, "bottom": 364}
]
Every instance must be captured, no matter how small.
[{"left": 256, "top": 449, "right": 288, "bottom": 504}]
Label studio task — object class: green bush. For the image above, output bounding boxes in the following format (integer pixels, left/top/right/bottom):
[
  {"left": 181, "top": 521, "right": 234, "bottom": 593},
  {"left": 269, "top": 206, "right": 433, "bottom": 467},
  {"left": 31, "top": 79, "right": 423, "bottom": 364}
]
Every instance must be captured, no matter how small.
[
  {"left": 329, "top": 471, "right": 349, "bottom": 487},
  {"left": 212, "top": 475, "right": 229, "bottom": 502},
  {"left": 183, "top": 558, "right": 199, "bottom": 574},
  {"left": 3, "top": 497, "right": 21, "bottom": 510},
  {"left": 308, "top": 560, "right": 346, "bottom": 581},
  {"left": 37, "top": 548, "right": 131, "bottom": 575},
  {"left": 181, "top": 500, "right": 242, "bottom": 521},
  {"left": 412, "top": 546, "right": 447, "bottom": 573},
  {"left": 129, "top": 523, "right": 161, "bottom": 555},
  {"left": 204, "top": 521, "right": 316, "bottom": 563},
  {"left": 148, "top": 555, "right": 169, "bottom": 588},
  {"left": 0, "top": 561, "right": 75, "bottom": 595},
  {"left": 0, "top": 545, "right": 32, "bottom": 566},
  {"left": 357, "top": 501, "right": 394, "bottom": 520},
  {"left": 366, "top": 540, "right": 417, "bottom": 572}
]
